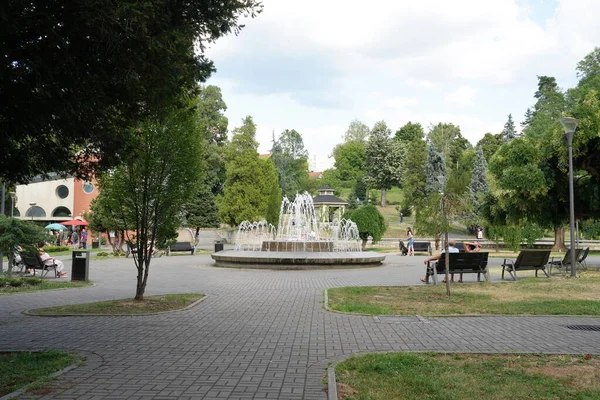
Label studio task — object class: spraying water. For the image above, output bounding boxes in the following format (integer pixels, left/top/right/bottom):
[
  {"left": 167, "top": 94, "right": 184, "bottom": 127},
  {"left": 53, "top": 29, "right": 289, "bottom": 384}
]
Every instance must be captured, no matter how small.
[{"left": 235, "top": 192, "right": 361, "bottom": 252}]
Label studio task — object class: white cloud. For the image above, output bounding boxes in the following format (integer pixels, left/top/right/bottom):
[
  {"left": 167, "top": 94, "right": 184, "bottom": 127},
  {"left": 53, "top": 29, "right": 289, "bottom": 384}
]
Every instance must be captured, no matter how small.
[
  {"left": 204, "top": 0, "right": 600, "bottom": 159},
  {"left": 445, "top": 86, "right": 477, "bottom": 106}
]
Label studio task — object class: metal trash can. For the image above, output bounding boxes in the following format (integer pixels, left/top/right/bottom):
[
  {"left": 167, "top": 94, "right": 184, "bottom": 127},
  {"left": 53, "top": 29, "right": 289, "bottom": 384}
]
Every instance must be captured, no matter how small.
[
  {"left": 214, "top": 240, "right": 224, "bottom": 253},
  {"left": 71, "top": 250, "right": 90, "bottom": 281},
  {"left": 91, "top": 240, "right": 100, "bottom": 249}
]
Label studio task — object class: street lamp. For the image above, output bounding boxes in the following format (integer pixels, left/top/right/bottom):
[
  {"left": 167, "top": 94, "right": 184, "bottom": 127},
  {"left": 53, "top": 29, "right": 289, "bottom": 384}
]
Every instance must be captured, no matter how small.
[
  {"left": 29, "top": 201, "right": 36, "bottom": 221},
  {"left": 9, "top": 192, "right": 16, "bottom": 218},
  {"left": 437, "top": 175, "right": 451, "bottom": 295},
  {"left": 559, "top": 117, "right": 578, "bottom": 278}
]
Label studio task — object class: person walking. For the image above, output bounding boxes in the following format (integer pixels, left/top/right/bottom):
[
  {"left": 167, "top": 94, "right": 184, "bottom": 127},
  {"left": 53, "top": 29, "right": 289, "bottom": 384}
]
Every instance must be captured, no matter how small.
[
  {"left": 80, "top": 227, "right": 88, "bottom": 249},
  {"left": 407, "top": 227, "right": 415, "bottom": 256}
]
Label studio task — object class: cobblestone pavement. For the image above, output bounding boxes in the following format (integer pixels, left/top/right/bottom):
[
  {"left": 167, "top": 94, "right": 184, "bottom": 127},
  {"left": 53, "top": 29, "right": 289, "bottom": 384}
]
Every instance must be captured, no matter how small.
[{"left": 2, "top": 254, "right": 600, "bottom": 399}]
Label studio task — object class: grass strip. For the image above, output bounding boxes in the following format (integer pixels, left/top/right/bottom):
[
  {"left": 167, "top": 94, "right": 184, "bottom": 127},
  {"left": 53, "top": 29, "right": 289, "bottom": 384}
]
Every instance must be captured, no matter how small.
[
  {"left": 335, "top": 352, "right": 600, "bottom": 400},
  {"left": 0, "top": 350, "right": 81, "bottom": 396},
  {"left": 0, "top": 279, "right": 91, "bottom": 295},
  {"left": 328, "top": 271, "right": 600, "bottom": 316},
  {"left": 30, "top": 293, "right": 204, "bottom": 315}
]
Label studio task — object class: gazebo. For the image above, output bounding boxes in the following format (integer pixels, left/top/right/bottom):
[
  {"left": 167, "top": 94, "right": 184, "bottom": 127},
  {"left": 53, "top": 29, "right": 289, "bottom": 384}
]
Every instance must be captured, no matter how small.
[{"left": 313, "top": 185, "right": 348, "bottom": 223}]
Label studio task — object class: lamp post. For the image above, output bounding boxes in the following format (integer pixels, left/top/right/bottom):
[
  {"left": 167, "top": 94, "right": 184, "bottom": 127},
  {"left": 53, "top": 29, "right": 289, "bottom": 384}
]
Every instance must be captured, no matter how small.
[
  {"left": 559, "top": 117, "right": 578, "bottom": 278},
  {"left": 437, "top": 175, "right": 450, "bottom": 296},
  {"left": 29, "top": 201, "right": 36, "bottom": 222}
]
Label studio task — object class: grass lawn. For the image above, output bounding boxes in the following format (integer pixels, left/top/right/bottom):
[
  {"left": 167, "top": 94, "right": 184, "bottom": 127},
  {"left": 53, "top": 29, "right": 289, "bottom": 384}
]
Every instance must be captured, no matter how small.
[
  {"left": 327, "top": 271, "right": 600, "bottom": 316},
  {"left": 0, "top": 351, "right": 81, "bottom": 396},
  {"left": 335, "top": 352, "right": 600, "bottom": 400},
  {"left": 29, "top": 293, "right": 204, "bottom": 315},
  {"left": 0, "top": 278, "right": 92, "bottom": 295}
]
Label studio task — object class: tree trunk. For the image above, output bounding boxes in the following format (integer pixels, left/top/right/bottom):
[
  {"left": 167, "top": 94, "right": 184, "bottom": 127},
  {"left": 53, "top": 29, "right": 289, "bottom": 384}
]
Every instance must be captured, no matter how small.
[
  {"left": 381, "top": 188, "right": 387, "bottom": 207},
  {"left": 434, "top": 233, "right": 441, "bottom": 250},
  {"left": 444, "top": 230, "right": 450, "bottom": 297},
  {"left": 361, "top": 238, "right": 368, "bottom": 250},
  {"left": 551, "top": 226, "right": 566, "bottom": 251}
]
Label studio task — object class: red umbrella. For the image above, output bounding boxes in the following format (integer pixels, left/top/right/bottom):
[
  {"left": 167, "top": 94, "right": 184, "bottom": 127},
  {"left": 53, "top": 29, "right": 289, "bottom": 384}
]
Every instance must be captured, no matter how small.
[{"left": 61, "top": 219, "right": 89, "bottom": 226}]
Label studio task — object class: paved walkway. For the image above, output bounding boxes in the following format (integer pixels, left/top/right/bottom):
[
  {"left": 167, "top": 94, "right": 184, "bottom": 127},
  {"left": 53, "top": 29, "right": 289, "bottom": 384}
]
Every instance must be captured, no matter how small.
[{"left": 2, "top": 254, "right": 600, "bottom": 399}]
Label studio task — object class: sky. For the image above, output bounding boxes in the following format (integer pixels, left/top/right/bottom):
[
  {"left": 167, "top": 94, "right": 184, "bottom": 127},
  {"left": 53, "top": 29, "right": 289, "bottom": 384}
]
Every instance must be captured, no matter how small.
[{"left": 204, "top": 0, "right": 600, "bottom": 161}]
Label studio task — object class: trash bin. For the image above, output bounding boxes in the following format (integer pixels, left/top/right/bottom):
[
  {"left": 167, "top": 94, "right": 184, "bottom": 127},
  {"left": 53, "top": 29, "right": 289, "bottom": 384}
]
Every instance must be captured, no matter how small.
[
  {"left": 214, "top": 240, "right": 224, "bottom": 253},
  {"left": 71, "top": 250, "right": 90, "bottom": 281},
  {"left": 91, "top": 240, "right": 100, "bottom": 249}
]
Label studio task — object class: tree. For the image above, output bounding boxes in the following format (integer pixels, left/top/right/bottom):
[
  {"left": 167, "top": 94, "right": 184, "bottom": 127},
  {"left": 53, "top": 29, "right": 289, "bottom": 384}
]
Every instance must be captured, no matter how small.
[
  {"left": 270, "top": 129, "right": 309, "bottom": 198},
  {"left": 332, "top": 141, "right": 366, "bottom": 183},
  {"left": 427, "top": 123, "right": 461, "bottom": 165},
  {"left": 424, "top": 143, "right": 447, "bottom": 195},
  {"left": 502, "top": 114, "right": 517, "bottom": 142},
  {"left": 183, "top": 86, "right": 229, "bottom": 236},
  {"left": 1, "top": 1, "right": 261, "bottom": 184},
  {"left": 220, "top": 117, "right": 280, "bottom": 225},
  {"left": 343, "top": 119, "right": 370, "bottom": 143},
  {"left": 365, "top": 121, "right": 394, "bottom": 206},
  {"left": 469, "top": 146, "right": 489, "bottom": 213},
  {"left": 0, "top": 216, "right": 49, "bottom": 276},
  {"left": 96, "top": 101, "right": 203, "bottom": 300},
  {"left": 395, "top": 122, "right": 425, "bottom": 142},
  {"left": 343, "top": 204, "right": 386, "bottom": 249},
  {"left": 476, "top": 133, "right": 504, "bottom": 162},
  {"left": 260, "top": 158, "right": 282, "bottom": 226}
]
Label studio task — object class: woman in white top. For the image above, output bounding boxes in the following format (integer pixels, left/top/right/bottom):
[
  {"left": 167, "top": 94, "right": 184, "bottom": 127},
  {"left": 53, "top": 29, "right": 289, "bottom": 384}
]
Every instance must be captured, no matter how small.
[{"left": 38, "top": 248, "right": 67, "bottom": 277}]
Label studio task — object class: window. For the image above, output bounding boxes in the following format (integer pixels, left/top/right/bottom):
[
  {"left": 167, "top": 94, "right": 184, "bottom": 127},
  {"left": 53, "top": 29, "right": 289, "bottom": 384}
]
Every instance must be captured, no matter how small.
[
  {"left": 52, "top": 206, "right": 72, "bottom": 217},
  {"left": 25, "top": 206, "right": 46, "bottom": 217},
  {"left": 56, "top": 185, "right": 69, "bottom": 199},
  {"left": 82, "top": 181, "right": 94, "bottom": 194}
]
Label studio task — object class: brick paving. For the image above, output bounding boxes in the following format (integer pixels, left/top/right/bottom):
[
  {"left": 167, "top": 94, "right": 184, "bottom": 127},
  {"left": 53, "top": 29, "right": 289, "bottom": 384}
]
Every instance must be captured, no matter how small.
[{"left": 2, "top": 253, "right": 600, "bottom": 399}]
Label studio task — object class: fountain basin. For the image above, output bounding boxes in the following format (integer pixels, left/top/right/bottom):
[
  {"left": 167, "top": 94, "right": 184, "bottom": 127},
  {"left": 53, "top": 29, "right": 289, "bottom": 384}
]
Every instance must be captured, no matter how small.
[
  {"left": 261, "top": 240, "right": 334, "bottom": 252},
  {"left": 212, "top": 250, "right": 385, "bottom": 269}
]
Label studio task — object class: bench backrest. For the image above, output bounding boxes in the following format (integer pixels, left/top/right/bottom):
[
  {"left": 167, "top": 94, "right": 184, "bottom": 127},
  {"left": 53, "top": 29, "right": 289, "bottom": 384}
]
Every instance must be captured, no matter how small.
[
  {"left": 579, "top": 247, "right": 590, "bottom": 262},
  {"left": 435, "top": 252, "right": 488, "bottom": 273},
  {"left": 514, "top": 250, "right": 550, "bottom": 268},
  {"left": 413, "top": 242, "right": 430, "bottom": 250},
  {"left": 20, "top": 252, "right": 44, "bottom": 269},
  {"left": 171, "top": 242, "right": 193, "bottom": 251}
]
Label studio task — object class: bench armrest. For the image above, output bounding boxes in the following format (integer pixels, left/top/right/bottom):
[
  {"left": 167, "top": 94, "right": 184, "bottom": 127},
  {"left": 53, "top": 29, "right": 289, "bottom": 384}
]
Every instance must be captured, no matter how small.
[{"left": 502, "top": 258, "right": 514, "bottom": 266}]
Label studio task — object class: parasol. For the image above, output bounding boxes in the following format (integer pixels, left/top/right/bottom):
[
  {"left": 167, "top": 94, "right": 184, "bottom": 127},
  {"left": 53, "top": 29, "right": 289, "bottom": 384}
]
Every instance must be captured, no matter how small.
[
  {"left": 45, "top": 223, "right": 68, "bottom": 230},
  {"left": 61, "top": 219, "right": 89, "bottom": 226}
]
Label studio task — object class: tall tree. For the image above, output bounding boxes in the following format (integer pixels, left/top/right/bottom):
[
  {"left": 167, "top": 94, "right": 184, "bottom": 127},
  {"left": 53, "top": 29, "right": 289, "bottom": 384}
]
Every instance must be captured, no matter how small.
[
  {"left": 476, "top": 133, "right": 504, "bottom": 162},
  {"left": 1, "top": 1, "right": 261, "bottom": 184},
  {"left": 332, "top": 141, "right": 366, "bottom": 183},
  {"left": 502, "top": 114, "right": 517, "bottom": 142},
  {"left": 365, "top": 121, "right": 394, "bottom": 206},
  {"left": 96, "top": 101, "right": 203, "bottom": 300},
  {"left": 183, "top": 86, "right": 229, "bottom": 236},
  {"left": 424, "top": 143, "right": 447, "bottom": 196},
  {"left": 398, "top": 123, "right": 428, "bottom": 209},
  {"left": 395, "top": 122, "right": 425, "bottom": 142},
  {"left": 469, "top": 146, "right": 489, "bottom": 218},
  {"left": 270, "top": 129, "right": 309, "bottom": 198},
  {"left": 220, "top": 117, "right": 280, "bottom": 225},
  {"left": 343, "top": 119, "right": 370, "bottom": 143},
  {"left": 427, "top": 123, "right": 468, "bottom": 168}
]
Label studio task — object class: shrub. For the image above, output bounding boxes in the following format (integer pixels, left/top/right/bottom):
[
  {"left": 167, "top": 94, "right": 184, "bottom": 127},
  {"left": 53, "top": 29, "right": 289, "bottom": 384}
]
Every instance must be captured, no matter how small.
[
  {"left": 96, "top": 252, "right": 109, "bottom": 257},
  {"left": 0, "top": 277, "right": 7, "bottom": 286},
  {"left": 23, "top": 277, "right": 42, "bottom": 286},
  {"left": 9, "top": 278, "right": 24, "bottom": 287}
]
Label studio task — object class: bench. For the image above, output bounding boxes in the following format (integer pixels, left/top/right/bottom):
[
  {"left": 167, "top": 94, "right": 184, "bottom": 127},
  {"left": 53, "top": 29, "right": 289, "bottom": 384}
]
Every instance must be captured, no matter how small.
[
  {"left": 413, "top": 241, "right": 432, "bottom": 255},
  {"left": 548, "top": 248, "right": 582, "bottom": 276},
  {"left": 502, "top": 250, "right": 550, "bottom": 280},
  {"left": 167, "top": 242, "right": 195, "bottom": 256},
  {"left": 20, "top": 252, "right": 58, "bottom": 278},
  {"left": 125, "top": 242, "right": 138, "bottom": 258},
  {"left": 426, "top": 252, "right": 489, "bottom": 284}
]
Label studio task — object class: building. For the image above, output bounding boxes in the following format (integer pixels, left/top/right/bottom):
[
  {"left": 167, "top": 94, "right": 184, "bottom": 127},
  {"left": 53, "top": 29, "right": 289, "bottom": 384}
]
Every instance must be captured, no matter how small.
[
  {"left": 313, "top": 185, "right": 348, "bottom": 222},
  {"left": 13, "top": 173, "right": 98, "bottom": 223}
]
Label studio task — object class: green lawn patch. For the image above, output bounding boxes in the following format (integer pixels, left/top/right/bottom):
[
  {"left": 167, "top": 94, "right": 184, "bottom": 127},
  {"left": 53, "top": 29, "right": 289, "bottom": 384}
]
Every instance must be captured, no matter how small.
[
  {"left": 30, "top": 293, "right": 204, "bottom": 315},
  {"left": 327, "top": 271, "right": 600, "bottom": 315},
  {"left": 0, "top": 350, "right": 81, "bottom": 396},
  {"left": 0, "top": 277, "right": 91, "bottom": 295},
  {"left": 335, "top": 352, "right": 600, "bottom": 400}
]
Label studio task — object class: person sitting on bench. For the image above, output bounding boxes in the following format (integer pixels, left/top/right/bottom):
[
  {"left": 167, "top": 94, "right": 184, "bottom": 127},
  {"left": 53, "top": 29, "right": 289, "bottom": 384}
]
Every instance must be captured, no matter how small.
[
  {"left": 420, "top": 240, "right": 459, "bottom": 284},
  {"left": 451, "top": 241, "right": 482, "bottom": 283},
  {"left": 38, "top": 247, "right": 68, "bottom": 278}
]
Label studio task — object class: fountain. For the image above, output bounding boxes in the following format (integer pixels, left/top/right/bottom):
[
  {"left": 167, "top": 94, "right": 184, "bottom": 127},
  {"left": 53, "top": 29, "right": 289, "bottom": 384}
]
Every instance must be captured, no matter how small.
[{"left": 211, "top": 192, "right": 385, "bottom": 269}]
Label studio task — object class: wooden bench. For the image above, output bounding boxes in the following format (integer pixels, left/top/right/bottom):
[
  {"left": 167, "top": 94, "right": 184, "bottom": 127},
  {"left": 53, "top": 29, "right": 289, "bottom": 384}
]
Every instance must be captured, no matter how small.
[
  {"left": 502, "top": 250, "right": 550, "bottom": 280},
  {"left": 20, "top": 252, "right": 58, "bottom": 278},
  {"left": 548, "top": 248, "right": 582, "bottom": 275},
  {"left": 167, "top": 242, "right": 195, "bottom": 256},
  {"left": 426, "top": 252, "right": 489, "bottom": 284},
  {"left": 413, "top": 241, "right": 432, "bottom": 255}
]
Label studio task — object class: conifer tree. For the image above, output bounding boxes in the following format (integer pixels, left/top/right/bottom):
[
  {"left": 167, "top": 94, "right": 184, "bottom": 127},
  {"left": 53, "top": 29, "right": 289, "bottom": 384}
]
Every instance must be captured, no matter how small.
[
  {"left": 424, "top": 143, "right": 447, "bottom": 195},
  {"left": 469, "top": 146, "right": 488, "bottom": 213},
  {"left": 502, "top": 114, "right": 517, "bottom": 142}
]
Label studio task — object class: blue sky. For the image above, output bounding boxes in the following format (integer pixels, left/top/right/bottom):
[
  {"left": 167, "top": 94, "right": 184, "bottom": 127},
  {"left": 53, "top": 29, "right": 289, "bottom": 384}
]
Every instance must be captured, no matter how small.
[{"left": 205, "top": 0, "right": 600, "bottom": 160}]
